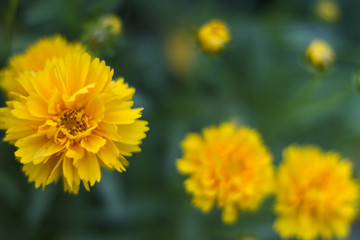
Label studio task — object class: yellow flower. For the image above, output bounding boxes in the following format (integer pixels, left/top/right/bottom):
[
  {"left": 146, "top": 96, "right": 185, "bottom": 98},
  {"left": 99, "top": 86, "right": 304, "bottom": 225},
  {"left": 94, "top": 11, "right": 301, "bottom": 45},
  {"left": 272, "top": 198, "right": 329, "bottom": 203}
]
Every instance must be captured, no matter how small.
[
  {"left": 315, "top": 0, "right": 340, "bottom": 22},
  {"left": 305, "top": 39, "right": 335, "bottom": 70},
  {"left": 177, "top": 122, "right": 274, "bottom": 224},
  {"left": 274, "top": 145, "right": 359, "bottom": 240},
  {"left": 100, "top": 14, "right": 122, "bottom": 35},
  {"left": 197, "top": 20, "right": 230, "bottom": 54},
  {"left": 0, "top": 52, "right": 148, "bottom": 194},
  {"left": 0, "top": 36, "right": 85, "bottom": 96}
]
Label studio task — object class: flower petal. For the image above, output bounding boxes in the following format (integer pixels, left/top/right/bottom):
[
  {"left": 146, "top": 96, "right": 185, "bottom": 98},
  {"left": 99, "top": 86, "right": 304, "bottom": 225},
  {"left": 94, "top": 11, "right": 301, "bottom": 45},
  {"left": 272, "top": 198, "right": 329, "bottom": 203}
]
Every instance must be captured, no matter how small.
[
  {"left": 103, "top": 108, "right": 143, "bottom": 124},
  {"left": 66, "top": 142, "right": 85, "bottom": 160},
  {"left": 26, "top": 95, "right": 50, "bottom": 118},
  {"left": 85, "top": 97, "right": 105, "bottom": 121},
  {"left": 77, "top": 152, "right": 101, "bottom": 186},
  {"left": 80, "top": 134, "right": 106, "bottom": 153},
  {"left": 97, "top": 141, "right": 126, "bottom": 172},
  {"left": 15, "top": 135, "right": 50, "bottom": 164},
  {"left": 46, "top": 157, "right": 63, "bottom": 184},
  {"left": 116, "top": 142, "right": 141, "bottom": 156},
  {"left": 93, "top": 122, "right": 120, "bottom": 141},
  {"left": 117, "top": 120, "right": 148, "bottom": 144},
  {"left": 63, "top": 157, "right": 74, "bottom": 188}
]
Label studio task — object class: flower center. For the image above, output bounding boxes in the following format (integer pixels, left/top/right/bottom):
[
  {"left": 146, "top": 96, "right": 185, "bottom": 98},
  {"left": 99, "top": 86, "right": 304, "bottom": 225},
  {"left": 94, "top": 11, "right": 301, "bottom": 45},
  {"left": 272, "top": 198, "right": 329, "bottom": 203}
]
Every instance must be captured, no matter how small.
[{"left": 59, "top": 109, "right": 88, "bottom": 136}]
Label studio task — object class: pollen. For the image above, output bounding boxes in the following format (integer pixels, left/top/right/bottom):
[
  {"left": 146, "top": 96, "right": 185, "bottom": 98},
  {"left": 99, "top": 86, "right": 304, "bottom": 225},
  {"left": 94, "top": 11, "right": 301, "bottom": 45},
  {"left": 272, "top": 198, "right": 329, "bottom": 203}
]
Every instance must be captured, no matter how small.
[{"left": 59, "top": 109, "right": 88, "bottom": 136}]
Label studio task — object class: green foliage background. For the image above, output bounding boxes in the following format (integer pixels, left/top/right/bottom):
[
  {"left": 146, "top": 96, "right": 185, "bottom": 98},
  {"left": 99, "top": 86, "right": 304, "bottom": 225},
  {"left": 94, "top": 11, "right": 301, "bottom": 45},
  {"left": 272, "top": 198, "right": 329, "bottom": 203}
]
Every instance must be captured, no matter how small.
[{"left": 0, "top": 0, "right": 360, "bottom": 239}]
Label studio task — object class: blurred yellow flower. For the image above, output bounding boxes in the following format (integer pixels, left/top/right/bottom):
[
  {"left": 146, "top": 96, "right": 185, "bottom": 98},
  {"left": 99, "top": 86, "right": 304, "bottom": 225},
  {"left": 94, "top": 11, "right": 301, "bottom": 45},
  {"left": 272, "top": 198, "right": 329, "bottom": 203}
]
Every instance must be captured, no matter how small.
[
  {"left": 315, "top": 0, "right": 340, "bottom": 22},
  {"left": 305, "top": 39, "right": 335, "bottom": 70},
  {"left": 164, "top": 31, "right": 197, "bottom": 77},
  {"left": 100, "top": 14, "right": 122, "bottom": 35},
  {"left": 0, "top": 52, "right": 148, "bottom": 194},
  {"left": 274, "top": 145, "right": 358, "bottom": 240},
  {"left": 177, "top": 122, "right": 274, "bottom": 224},
  {"left": 0, "top": 36, "right": 85, "bottom": 96},
  {"left": 197, "top": 20, "right": 230, "bottom": 54}
]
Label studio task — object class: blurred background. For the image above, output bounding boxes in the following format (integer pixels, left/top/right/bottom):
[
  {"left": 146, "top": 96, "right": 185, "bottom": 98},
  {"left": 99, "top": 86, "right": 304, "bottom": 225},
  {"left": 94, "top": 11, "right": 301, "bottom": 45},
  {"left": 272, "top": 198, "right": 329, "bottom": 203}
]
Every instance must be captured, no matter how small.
[{"left": 1, "top": 0, "right": 360, "bottom": 239}]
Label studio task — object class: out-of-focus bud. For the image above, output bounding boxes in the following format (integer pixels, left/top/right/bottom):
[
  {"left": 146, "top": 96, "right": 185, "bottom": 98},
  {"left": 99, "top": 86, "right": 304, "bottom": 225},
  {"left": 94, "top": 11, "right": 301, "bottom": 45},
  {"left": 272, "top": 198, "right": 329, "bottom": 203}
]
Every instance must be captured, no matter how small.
[
  {"left": 83, "top": 14, "right": 122, "bottom": 53},
  {"left": 100, "top": 15, "right": 122, "bottom": 35},
  {"left": 305, "top": 39, "right": 335, "bottom": 70},
  {"left": 164, "top": 31, "right": 197, "bottom": 77},
  {"left": 315, "top": 0, "right": 341, "bottom": 23},
  {"left": 196, "top": 20, "right": 230, "bottom": 54}
]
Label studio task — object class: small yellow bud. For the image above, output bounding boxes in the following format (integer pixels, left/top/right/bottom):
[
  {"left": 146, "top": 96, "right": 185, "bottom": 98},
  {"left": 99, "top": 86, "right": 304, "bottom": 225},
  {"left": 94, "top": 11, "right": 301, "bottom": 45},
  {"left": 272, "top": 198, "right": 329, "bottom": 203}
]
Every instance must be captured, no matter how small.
[
  {"left": 83, "top": 14, "right": 123, "bottom": 52},
  {"left": 100, "top": 14, "right": 122, "bottom": 35},
  {"left": 305, "top": 39, "right": 335, "bottom": 70},
  {"left": 315, "top": 0, "right": 340, "bottom": 22},
  {"left": 196, "top": 20, "right": 230, "bottom": 54}
]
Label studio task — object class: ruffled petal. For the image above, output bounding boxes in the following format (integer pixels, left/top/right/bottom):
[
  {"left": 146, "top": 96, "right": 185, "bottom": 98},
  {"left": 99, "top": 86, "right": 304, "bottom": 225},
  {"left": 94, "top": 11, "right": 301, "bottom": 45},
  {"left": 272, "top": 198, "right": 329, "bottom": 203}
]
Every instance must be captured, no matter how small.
[
  {"left": 80, "top": 134, "right": 106, "bottom": 153},
  {"left": 76, "top": 152, "right": 101, "bottom": 186}
]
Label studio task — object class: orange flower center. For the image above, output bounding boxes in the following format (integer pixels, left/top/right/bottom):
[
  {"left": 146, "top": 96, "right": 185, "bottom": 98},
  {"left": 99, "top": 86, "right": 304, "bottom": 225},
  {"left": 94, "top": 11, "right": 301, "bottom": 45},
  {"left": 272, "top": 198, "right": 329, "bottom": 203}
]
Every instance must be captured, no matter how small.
[{"left": 59, "top": 109, "right": 88, "bottom": 136}]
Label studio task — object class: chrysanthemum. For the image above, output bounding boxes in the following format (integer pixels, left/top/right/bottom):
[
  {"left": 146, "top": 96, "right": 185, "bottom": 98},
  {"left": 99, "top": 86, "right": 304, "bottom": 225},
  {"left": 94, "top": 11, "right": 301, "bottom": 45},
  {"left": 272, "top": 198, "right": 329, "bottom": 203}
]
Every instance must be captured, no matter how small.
[
  {"left": 305, "top": 39, "right": 334, "bottom": 70},
  {"left": 0, "top": 52, "right": 148, "bottom": 194},
  {"left": 177, "top": 122, "right": 274, "bottom": 224},
  {"left": 196, "top": 20, "right": 230, "bottom": 54},
  {"left": 0, "top": 36, "right": 85, "bottom": 97},
  {"left": 274, "top": 145, "right": 359, "bottom": 240}
]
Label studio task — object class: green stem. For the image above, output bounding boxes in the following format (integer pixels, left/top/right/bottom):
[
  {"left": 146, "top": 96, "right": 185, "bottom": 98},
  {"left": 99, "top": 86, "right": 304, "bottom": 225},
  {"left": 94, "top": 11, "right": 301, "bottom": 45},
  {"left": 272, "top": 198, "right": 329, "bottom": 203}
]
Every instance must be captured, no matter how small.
[
  {"left": 283, "top": 73, "right": 323, "bottom": 111},
  {"left": 6, "top": 0, "right": 18, "bottom": 34},
  {"left": 186, "top": 54, "right": 216, "bottom": 90},
  {"left": 281, "top": 85, "right": 353, "bottom": 124},
  {"left": 4, "top": 0, "right": 18, "bottom": 58}
]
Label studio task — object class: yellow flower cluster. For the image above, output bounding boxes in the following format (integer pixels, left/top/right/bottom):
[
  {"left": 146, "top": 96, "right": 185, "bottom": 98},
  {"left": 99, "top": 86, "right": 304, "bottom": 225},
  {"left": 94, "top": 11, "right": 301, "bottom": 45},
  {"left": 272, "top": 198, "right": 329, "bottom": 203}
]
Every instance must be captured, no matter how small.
[
  {"left": 177, "top": 122, "right": 274, "bottom": 223},
  {"left": 0, "top": 36, "right": 148, "bottom": 193},
  {"left": 0, "top": 13, "right": 358, "bottom": 240},
  {"left": 177, "top": 123, "right": 359, "bottom": 240}
]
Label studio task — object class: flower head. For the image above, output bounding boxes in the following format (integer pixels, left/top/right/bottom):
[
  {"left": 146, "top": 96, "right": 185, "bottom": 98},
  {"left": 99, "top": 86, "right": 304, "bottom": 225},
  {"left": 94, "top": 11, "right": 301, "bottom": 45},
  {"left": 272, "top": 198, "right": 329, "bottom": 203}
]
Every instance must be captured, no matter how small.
[
  {"left": 315, "top": 0, "right": 340, "bottom": 22},
  {"left": 0, "top": 52, "right": 148, "bottom": 194},
  {"left": 100, "top": 14, "right": 122, "bottom": 35},
  {"left": 196, "top": 20, "right": 230, "bottom": 54},
  {"left": 177, "top": 122, "right": 274, "bottom": 224},
  {"left": 0, "top": 36, "right": 85, "bottom": 96},
  {"left": 274, "top": 145, "right": 359, "bottom": 240},
  {"left": 305, "top": 39, "right": 335, "bottom": 70}
]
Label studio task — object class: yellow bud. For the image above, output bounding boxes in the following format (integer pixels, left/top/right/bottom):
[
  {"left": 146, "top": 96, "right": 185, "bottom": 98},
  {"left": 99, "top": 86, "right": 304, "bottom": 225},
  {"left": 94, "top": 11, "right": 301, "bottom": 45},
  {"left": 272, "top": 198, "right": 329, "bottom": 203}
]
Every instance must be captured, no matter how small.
[
  {"left": 83, "top": 14, "right": 123, "bottom": 51},
  {"left": 305, "top": 39, "right": 335, "bottom": 70},
  {"left": 315, "top": 0, "right": 340, "bottom": 22},
  {"left": 100, "top": 14, "right": 122, "bottom": 35},
  {"left": 196, "top": 20, "right": 230, "bottom": 54}
]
